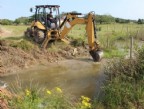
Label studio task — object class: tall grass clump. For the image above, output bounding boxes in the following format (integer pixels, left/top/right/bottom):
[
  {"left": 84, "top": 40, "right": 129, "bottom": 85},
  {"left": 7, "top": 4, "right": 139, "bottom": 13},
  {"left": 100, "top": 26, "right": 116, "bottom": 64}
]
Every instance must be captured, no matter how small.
[
  {"left": 10, "top": 39, "right": 34, "bottom": 51},
  {"left": 9, "top": 87, "right": 79, "bottom": 109},
  {"left": 99, "top": 46, "right": 144, "bottom": 109},
  {"left": 99, "top": 31, "right": 129, "bottom": 49},
  {"left": 6, "top": 80, "right": 92, "bottom": 109},
  {"left": 103, "top": 48, "right": 128, "bottom": 58}
]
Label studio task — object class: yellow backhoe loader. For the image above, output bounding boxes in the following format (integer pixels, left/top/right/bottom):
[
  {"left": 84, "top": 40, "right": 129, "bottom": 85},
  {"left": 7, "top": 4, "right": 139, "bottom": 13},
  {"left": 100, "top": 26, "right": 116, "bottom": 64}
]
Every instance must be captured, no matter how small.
[{"left": 25, "top": 5, "right": 103, "bottom": 62}]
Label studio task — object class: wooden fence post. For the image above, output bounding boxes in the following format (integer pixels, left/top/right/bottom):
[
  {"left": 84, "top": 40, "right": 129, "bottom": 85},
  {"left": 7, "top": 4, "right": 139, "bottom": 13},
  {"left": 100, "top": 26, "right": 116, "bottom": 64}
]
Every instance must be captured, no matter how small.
[{"left": 130, "top": 36, "right": 133, "bottom": 60}]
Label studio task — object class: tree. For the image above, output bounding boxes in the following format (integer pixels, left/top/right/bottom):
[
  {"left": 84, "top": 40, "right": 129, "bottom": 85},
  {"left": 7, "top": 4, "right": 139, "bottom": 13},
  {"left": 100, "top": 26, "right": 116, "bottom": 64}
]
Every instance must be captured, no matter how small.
[
  {"left": 14, "top": 17, "right": 30, "bottom": 25},
  {"left": 0, "top": 19, "right": 13, "bottom": 25},
  {"left": 95, "top": 14, "right": 115, "bottom": 24},
  {"left": 137, "top": 19, "right": 144, "bottom": 24},
  {"left": 115, "top": 18, "right": 131, "bottom": 23}
]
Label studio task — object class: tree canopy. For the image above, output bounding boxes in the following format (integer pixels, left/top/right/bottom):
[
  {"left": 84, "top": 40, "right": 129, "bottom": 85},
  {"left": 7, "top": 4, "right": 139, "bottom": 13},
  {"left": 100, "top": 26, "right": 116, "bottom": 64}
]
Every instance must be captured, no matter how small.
[{"left": 0, "top": 13, "right": 140, "bottom": 25}]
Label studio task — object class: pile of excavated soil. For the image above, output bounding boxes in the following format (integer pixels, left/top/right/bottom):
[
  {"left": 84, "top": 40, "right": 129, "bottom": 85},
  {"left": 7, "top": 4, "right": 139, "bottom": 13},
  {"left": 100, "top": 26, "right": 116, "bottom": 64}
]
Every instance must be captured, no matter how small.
[{"left": 0, "top": 40, "right": 89, "bottom": 76}]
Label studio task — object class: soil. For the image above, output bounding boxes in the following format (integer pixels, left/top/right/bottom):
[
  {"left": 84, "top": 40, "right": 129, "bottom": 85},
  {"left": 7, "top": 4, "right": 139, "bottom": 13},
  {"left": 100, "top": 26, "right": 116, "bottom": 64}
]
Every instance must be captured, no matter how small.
[{"left": 0, "top": 40, "right": 89, "bottom": 76}]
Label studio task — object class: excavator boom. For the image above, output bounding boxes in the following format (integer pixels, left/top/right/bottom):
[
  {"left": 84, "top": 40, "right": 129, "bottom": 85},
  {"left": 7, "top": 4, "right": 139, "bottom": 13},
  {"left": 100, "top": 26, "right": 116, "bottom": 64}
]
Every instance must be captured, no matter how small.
[{"left": 59, "top": 12, "right": 103, "bottom": 61}]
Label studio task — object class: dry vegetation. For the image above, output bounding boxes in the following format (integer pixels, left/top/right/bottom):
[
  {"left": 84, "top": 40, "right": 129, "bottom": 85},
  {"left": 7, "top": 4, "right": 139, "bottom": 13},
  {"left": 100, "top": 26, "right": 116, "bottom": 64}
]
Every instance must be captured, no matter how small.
[{"left": 0, "top": 39, "right": 89, "bottom": 76}]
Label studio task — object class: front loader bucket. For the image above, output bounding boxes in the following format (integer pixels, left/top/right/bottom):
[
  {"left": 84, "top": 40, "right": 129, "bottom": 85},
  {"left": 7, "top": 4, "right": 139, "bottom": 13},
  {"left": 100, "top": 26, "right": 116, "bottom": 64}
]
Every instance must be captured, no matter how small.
[{"left": 89, "top": 50, "right": 103, "bottom": 62}]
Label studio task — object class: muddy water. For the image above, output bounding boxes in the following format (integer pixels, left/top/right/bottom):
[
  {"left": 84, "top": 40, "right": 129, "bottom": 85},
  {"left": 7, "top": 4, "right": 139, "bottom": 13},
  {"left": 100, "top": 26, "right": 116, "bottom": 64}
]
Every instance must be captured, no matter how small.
[{"left": 0, "top": 59, "right": 105, "bottom": 98}]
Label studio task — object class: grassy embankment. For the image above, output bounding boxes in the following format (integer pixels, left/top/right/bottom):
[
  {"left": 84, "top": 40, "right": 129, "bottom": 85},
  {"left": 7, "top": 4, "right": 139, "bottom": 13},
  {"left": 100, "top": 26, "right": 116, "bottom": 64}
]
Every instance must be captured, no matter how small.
[{"left": 1, "top": 24, "right": 144, "bottom": 55}]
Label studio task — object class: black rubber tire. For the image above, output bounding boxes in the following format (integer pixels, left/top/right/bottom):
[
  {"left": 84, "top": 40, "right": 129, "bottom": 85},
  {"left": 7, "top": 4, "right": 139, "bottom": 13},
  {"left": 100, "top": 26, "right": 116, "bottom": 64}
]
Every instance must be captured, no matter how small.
[
  {"left": 24, "top": 28, "right": 32, "bottom": 37},
  {"left": 34, "top": 29, "right": 45, "bottom": 44}
]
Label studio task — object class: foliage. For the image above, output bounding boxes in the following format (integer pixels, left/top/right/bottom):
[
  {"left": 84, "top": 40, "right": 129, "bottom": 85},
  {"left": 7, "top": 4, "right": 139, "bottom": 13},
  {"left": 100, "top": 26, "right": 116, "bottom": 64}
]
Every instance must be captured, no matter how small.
[
  {"left": 60, "top": 12, "right": 137, "bottom": 24},
  {"left": 137, "top": 19, "right": 144, "bottom": 24},
  {"left": 14, "top": 17, "right": 30, "bottom": 25},
  {"left": 0, "top": 17, "right": 30, "bottom": 26},
  {"left": 29, "top": 14, "right": 35, "bottom": 22},
  {"left": 0, "top": 13, "right": 140, "bottom": 26},
  {"left": 115, "top": 18, "right": 130, "bottom": 23},
  {"left": 0, "top": 19, "right": 13, "bottom": 25},
  {"left": 7, "top": 85, "right": 94, "bottom": 109},
  {"left": 136, "top": 46, "right": 144, "bottom": 80},
  {"left": 96, "top": 14, "right": 115, "bottom": 24},
  {"left": 99, "top": 46, "right": 144, "bottom": 109}
]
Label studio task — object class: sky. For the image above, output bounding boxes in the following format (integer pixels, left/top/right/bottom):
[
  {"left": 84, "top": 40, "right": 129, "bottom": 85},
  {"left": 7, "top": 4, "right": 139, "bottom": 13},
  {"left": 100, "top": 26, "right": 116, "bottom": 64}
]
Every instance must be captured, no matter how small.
[{"left": 0, "top": 0, "right": 144, "bottom": 20}]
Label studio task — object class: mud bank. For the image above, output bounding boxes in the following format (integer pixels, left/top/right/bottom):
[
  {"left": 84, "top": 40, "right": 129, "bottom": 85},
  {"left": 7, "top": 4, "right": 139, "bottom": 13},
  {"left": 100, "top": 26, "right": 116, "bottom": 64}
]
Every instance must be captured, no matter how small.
[{"left": 0, "top": 40, "right": 90, "bottom": 76}]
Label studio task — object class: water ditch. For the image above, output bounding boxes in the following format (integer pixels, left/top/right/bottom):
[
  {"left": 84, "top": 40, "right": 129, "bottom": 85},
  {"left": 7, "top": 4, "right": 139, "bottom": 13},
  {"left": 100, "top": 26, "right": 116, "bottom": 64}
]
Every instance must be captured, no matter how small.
[{"left": 0, "top": 59, "right": 105, "bottom": 98}]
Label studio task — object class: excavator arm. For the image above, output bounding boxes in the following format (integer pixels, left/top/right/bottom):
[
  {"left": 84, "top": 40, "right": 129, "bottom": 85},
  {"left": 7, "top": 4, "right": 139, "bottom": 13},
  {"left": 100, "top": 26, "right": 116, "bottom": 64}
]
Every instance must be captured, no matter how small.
[{"left": 59, "top": 12, "right": 103, "bottom": 61}]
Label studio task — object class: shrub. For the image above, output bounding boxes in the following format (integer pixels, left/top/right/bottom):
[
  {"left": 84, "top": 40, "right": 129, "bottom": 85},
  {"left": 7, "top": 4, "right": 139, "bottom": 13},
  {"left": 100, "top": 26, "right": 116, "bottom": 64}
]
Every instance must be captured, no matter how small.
[
  {"left": 0, "top": 19, "right": 13, "bottom": 25},
  {"left": 100, "top": 46, "right": 144, "bottom": 108}
]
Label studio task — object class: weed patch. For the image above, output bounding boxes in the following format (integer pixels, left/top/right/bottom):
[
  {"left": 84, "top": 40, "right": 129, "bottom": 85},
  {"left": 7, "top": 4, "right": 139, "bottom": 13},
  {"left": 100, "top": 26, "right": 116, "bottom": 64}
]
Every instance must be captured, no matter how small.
[
  {"left": 10, "top": 40, "right": 34, "bottom": 51},
  {"left": 98, "top": 46, "right": 144, "bottom": 109}
]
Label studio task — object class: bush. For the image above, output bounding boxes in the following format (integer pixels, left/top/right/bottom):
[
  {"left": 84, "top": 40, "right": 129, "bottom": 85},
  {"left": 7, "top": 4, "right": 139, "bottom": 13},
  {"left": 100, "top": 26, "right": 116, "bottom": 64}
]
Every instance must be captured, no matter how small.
[
  {"left": 100, "top": 46, "right": 144, "bottom": 108},
  {"left": 0, "top": 19, "right": 13, "bottom": 25}
]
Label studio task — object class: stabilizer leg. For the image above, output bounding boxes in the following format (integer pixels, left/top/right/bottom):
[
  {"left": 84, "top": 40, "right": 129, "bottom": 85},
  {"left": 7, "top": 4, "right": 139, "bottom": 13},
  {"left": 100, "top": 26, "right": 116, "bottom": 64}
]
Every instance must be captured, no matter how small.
[{"left": 41, "top": 36, "right": 50, "bottom": 48}]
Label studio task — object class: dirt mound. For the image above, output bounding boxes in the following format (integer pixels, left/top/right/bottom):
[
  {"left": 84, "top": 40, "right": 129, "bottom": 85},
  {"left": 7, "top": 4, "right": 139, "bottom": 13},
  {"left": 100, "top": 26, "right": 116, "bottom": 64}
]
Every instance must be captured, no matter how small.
[
  {"left": 0, "top": 40, "right": 89, "bottom": 76},
  {"left": 0, "top": 45, "right": 36, "bottom": 76}
]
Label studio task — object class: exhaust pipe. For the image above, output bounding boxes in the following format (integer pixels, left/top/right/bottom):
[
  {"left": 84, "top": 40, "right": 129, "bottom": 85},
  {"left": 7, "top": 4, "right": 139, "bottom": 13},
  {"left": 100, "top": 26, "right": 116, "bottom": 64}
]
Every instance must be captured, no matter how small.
[{"left": 89, "top": 50, "right": 103, "bottom": 62}]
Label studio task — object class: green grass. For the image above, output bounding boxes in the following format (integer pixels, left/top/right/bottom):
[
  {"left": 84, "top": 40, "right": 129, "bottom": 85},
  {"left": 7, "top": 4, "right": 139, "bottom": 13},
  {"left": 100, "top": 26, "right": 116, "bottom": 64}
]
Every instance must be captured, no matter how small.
[
  {"left": 104, "top": 48, "right": 128, "bottom": 58},
  {"left": 67, "top": 24, "right": 87, "bottom": 46},
  {"left": 2, "top": 25, "right": 28, "bottom": 37},
  {"left": 97, "top": 23, "right": 144, "bottom": 47}
]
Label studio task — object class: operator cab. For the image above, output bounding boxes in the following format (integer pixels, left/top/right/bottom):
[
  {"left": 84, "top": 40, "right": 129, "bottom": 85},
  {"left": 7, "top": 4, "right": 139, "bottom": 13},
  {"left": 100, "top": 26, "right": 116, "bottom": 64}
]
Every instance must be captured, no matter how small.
[{"left": 30, "top": 5, "right": 60, "bottom": 29}]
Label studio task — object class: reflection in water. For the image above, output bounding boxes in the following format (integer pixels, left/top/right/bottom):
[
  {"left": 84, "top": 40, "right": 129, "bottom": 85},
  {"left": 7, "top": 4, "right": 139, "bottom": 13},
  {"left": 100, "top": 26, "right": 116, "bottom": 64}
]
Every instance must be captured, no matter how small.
[{"left": 0, "top": 59, "right": 105, "bottom": 98}]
